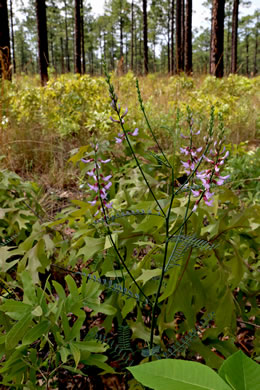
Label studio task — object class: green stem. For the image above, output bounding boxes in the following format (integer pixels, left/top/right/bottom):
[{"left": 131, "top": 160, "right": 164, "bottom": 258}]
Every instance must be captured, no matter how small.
[{"left": 94, "top": 152, "right": 152, "bottom": 305}]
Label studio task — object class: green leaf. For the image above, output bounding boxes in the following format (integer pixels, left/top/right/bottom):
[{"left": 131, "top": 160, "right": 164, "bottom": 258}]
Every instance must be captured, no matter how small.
[
  {"left": 77, "top": 237, "right": 105, "bottom": 260},
  {"left": 127, "top": 360, "right": 231, "bottom": 390},
  {"left": 0, "top": 300, "right": 32, "bottom": 321},
  {"left": 70, "top": 342, "right": 81, "bottom": 367},
  {"left": 136, "top": 269, "right": 162, "bottom": 284},
  {"left": 31, "top": 305, "right": 43, "bottom": 317},
  {"left": 5, "top": 313, "right": 33, "bottom": 350},
  {"left": 22, "top": 320, "right": 50, "bottom": 345},
  {"left": 219, "top": 350, "right": 260, "bottom": 390},
  {"left": 72, "top": 340, "right": 108, "bottom": 353},
  {"left": 83, "top": 354, "right": 115, "bottom": 373}
]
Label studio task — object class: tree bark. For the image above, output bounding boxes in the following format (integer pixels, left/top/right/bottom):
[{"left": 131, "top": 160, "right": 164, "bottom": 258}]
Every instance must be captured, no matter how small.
[
  {"left": 167, "top": 0, "right": 170, "bottom": 73},
  {"left": 60, "top": 37, "right": 65, "bottom": 73},
  {"left": 74, "top": 0, "right": 81, "bottom": 74},
  {"left": 131, "top": 0, "right": 134, "bottom": 71},
  {"left": 231, "top": 0, "right": 239, "bottom": 73},
  {"left": 9, "top": 0, "right": 15, "bottom": 74},
  {"left": 0, "top": 0, "right": 11, "bottom": 80},
  {"left": 35, "top": 0, "right": 49, "bottom": 85},
  {"left": 245, "top": 31, "right": 249, "bottom": 75},
  {"left": 143, "top": 0, "right": 148, "bottom": 74},
  {"left": 210, "top": 0, "right": 225, "bottom": 77},
  {"left": 64, "top": 0, "right": 70, "bottom": 72},
  {"left": 80, "top": 0, "right": 85, "bottom": 74},
  {"left": 171, "top": 0, "right": 175, "bottom": 74},
  {"left": 176, "top": 0, "right": 182, "bottom": 73},
  {"left": 180, "top": 0, "right": 185, "bottom": 70},
  {"left": 253, "top": 15, "right": 258, "bottom": 75},
  {"left": 184, "top": 0, "right": 192, "bottom": 74}
]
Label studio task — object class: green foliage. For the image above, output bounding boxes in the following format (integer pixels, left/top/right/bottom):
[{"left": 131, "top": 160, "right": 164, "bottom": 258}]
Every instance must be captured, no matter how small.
[
  {"left": 0, "top": 72, "right": 259, "bottom": 387},
  {"left": 8, "top": 74, "right": 112, "bottom": 136},
  {"left": 127, "top": 350, "right": 260, "bottom": 390},
  {"left": 0, "top": 269, "right": 116, "bottom": 388}
]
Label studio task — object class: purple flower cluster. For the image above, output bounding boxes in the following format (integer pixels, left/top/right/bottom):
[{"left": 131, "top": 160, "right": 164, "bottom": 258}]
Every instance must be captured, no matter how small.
[
  {"left": 180, "top": 132, "right": 230, "bottom": 211},
  {"left": 81, "top": 152, "right": 113, "bottom": 217},
  {"left": 110, "top": 103, "right": 139, "bottom": 144}
]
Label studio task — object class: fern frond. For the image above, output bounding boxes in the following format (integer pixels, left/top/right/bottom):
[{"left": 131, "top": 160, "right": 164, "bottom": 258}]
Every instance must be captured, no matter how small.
[
  {"left": 0, "top": 233, "right": 19, "bottom": 247},
  {"left": 167, "top": 234, "right": 219, "bottom": 268},
  {"left": 118, "top": 325, "right": 132, "bottom": 351}
]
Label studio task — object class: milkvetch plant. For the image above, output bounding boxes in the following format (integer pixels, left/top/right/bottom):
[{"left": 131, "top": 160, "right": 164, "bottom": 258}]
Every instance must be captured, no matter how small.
[{"left": 79, "top": 69, "right": 232, "bottom": 363}]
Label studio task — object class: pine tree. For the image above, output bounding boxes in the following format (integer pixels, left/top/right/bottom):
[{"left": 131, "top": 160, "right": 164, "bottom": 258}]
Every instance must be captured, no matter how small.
[
  {"left": 35, "top": 0, "right": 49, "bottom": 85},
  {"left": 210, "top": 0, "right": 225, "bottom": 77},
  {"left": 0, "top": 0, "right": 11, "bottom": 80}
]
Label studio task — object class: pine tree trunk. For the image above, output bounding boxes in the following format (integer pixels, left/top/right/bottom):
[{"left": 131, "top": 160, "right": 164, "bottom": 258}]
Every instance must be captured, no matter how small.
[
  {"left": 9, "top": 0, "right": 15, "bottom": 74},
  {"left": 253, "top": 17, "right": 258, "bottom": 75},
  {"left": 231, "top": 0, "right": 239, "bottom": 73},
  {"left": 0, "top": 0, "right": 11, "bottom": 80},
  {"left": 184, "top": 0, "right": 192, "bottom": 74},
  {"left": 210, "top": 0, "right": 225, "bottom": 77},
  {"left": 74, "top": 0, "right": 81, "bottom": 74},
  {"left": 80, "top": 0, "right": 85, "bottom": 74},
  {"left": 245, "top": 31, "right": 249, "bottom": 75},
  {"left": 143, "top": 0, "right": 148, "bottom": 74},
  {"left": 131, "top": 0, "right": 134, "bottom": 71},
  {"left": 60, "top": 37, "right": 65, "bottom": 73},
  {"left": 171, "top": 0, "right": 175, "bottom": 74},
  {"left": 167, "top": 0, "right": 170, "bottom": 73},
  {"left": 64, "top": 0, "right": 70, "bottom": 72},
  {"left": 180, "top": 0, "right": 185, "bottom": 70},
  {"left": 35, "top": 0, "right": 49, "bottom": 85},
  {"left": 176, "top": 0, "right": 182, "bottom": 73}
]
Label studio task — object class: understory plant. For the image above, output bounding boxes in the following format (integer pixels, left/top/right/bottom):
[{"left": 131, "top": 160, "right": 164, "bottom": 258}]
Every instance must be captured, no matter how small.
[{"left": 0, "top": 72, "right": 259, "bottom": 388}]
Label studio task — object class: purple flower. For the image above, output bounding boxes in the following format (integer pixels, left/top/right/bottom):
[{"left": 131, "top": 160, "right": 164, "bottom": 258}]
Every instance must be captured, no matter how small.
[
  {"left": 121, "top": 107, "right": 128, "bottom": 118},
  {"left": 110, "top": 116, "right": 121, "bottom": 123},
  {"left": 191, "top": 189, "right": 201, "bottom": 197},
  {"left": 181, "top": 161, "right": 191, "bottom": 170},
  {"left": 88, "top": 200, "right": 97, "bottom": 206},
  {"left": 100, "top": 159, "right": 111, "bottom": 164},
  {"left": 88, "top": 183, "right": 98, "bottom": 192},
  {"left": 216, "top": 175, "right": 230, "bottom": 185},
  {"left": 130, "top": 128, "right": 139, "bottom": 136},
  {"left": 180, "top": 133, "right": 189, "bottom": 139},
  {"left": 115, "top": 137, "right": 123, "bottom": 144},
  {"left": 103, "top": 175, "right": 112, "bottom": 181},
  {"left": 104, "top": 181, "right": 112, "bottom": 190},
  {"left": 180, "top": 147, "right": 189, "bottom": 156},
  {"left": 82, "top": 158, "right": 93, "bottom": 163},
  {"left": 204, "top": 198, "right": 214, "bottom": 207}
]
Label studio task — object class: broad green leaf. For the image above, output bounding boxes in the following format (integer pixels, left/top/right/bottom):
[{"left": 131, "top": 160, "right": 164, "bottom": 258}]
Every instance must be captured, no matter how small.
[
  {"left": 219, "top": 350, "right": 260, "bottom": 390},
  {"left": 70, "top": 342, "right": 81, "bottom": 367},
  {"left": 21, "top": 270, "right": 37, "bottom": 305},
  {"left": 77, "top": 237, "right": 105, "bottom": 260},
  {"left": 136, "top": 269, "right": 162, "bottom": 284},
  {"left": 127, "top": 360, "right": 231, "bottom": 390},
  {"left": 83, "top": 354, "right": 115, "bottom": 373},
  {"left": 72, "top": 340, "right": 107, "bottom": 353},
  {"left": 5, "top": 313, "right": 33, "bottom": 350},
  {"left": 22, "top": 320, "right": 50, "bottom": 345},
  {"left": 59, "top": 347, "right": 70, "bottom": 363},
  {"left": 0, "top": 300, "right": 32, "bottom": 321},
  {"left": 31, "top": 305, "right": 43, "bottom": 317}
]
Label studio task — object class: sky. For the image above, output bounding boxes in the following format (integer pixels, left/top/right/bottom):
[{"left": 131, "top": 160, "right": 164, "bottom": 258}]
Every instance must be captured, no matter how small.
[{"left": 88, "top": 0, "right": 259, "bottom": 31}]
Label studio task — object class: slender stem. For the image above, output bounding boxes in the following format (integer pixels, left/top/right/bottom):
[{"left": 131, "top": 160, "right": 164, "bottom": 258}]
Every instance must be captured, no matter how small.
[
  {"left": 106, "top": 73, "right": 166, "bottom": 217},
  {"left": 94, "top": 152, "right": 152, "bottom": 305},
  {"left": 136, "top": 79, "right": 171, "bottom": 168}
]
